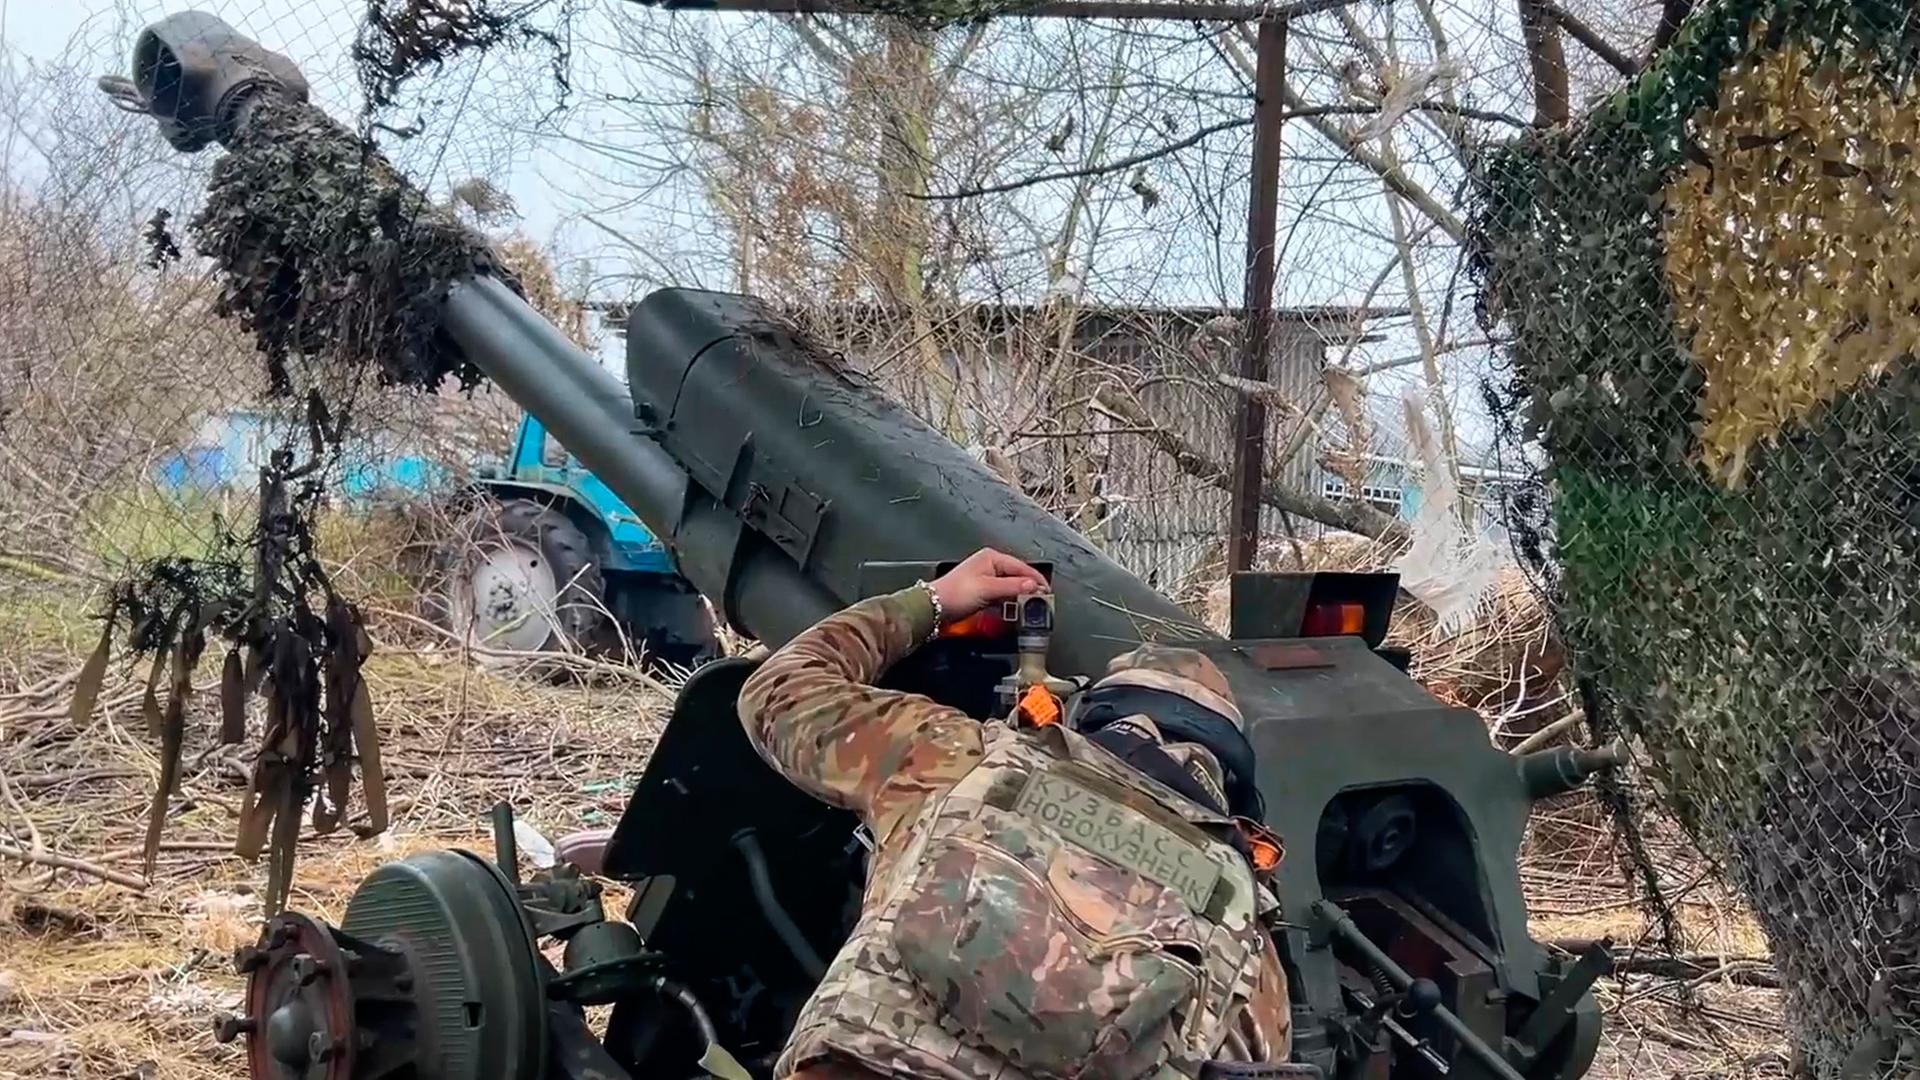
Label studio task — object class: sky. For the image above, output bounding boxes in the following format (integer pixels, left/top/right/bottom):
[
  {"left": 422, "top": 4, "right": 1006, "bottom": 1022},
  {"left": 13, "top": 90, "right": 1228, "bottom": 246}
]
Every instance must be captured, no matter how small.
[
  {"left": 3, "top": 0, "right": 578, "bottom": 235},
  {"left": 1, "top": 0, "right": 1459, "bottom": 301},
  {"left": 1, "top": 0, "right": 1530, "bottom": 460}
]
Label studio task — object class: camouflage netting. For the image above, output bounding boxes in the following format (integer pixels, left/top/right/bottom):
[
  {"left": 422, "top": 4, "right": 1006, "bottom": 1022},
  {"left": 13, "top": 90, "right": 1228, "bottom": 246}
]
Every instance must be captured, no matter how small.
[
  {"left": 355, "top": 0, "right": 572, "bottom": 109},
  {"left": 75, "top": 11, "right": 537, "bottom": 905},
  {"left": 192, "top": 94, "right": 514, "bottom": 394},
  {"left": 1470, "top": 1, "right": 1920, "bottom": 1075},
  {"left": 836, "top": 0, "right": 1049, "bottom": 29}
]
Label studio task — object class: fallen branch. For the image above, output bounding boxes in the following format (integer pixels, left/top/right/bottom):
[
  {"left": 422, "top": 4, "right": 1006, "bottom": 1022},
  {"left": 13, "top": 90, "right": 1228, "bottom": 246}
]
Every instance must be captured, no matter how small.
[
  {"left": 1548, "top": 940, "right": 1781, "bottom": 989},
  {"left": 9, "top": 768, "right": 141, "bottom": 791},
  {"left": 0, "top": 547, "right": 88, "bottom": 584},
  {"left": 1639, "top": 1020, "right": 1718, "bottom": 1054},
  {"left": 6, "top": 669, "right": 81, "bottom": 700},
  {"left": 370, "top": 604, "right": 678, "bottom": 696},
  {"left": 1094, "top": 387, "right": 1410, "bottom": 543},
  {"left": 1626, "top": 957, "right": 1778, "bottom": 989},
  {"left": 0, "top": 839, "right": 149, "bottom": 891},
  {"left": 1510, "top": 709, "right": 1587, "bottom": 754},
  {"left": 10, "top": 898, "right": 96, "bottom": 934}
]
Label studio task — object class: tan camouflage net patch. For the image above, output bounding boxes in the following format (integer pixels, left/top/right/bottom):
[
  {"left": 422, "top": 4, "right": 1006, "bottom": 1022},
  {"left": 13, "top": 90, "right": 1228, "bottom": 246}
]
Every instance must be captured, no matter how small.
[{"left": 1663, "top": 30, "right": 1920, "bottom": 487}]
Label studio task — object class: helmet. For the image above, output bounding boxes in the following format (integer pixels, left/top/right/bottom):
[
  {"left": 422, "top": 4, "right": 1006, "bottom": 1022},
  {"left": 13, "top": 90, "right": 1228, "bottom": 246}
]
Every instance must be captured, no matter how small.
[
  {"left": 1073, "top": 645, "right": 1263, "bottom": 819},
  {"left": 1095, "top": 645, "right": 1243, "bottom": 730}
]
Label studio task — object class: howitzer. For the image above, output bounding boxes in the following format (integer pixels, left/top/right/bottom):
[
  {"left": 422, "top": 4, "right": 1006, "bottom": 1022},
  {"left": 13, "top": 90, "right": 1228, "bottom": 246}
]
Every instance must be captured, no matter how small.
[{"left": 124, "top": 14, "right": 1618, "bottom": 1080}]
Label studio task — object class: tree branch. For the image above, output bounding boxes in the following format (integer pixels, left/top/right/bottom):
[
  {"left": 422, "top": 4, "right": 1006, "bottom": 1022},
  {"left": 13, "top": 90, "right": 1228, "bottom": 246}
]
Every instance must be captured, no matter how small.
[
  {"left": 1510, "top": 709, "right": 1587, "bottom": 754},
  {"left": 1328, "top": 1, "right": 1473, "bottom": 160},
  {"left": 1094, "top": 388, "right": 1410, "bottom": 543},
  {"left": 924, "top": 117, "right": 1252, "bottom": 200},
  {"left": 1281, "top": 83, "right": 1467, "bottom": 242},
  {"left": 936, "top": 21, "right": 989, "bottom": 100},
  {"left": 1648, "top": 0, "right": 1693, "bottom": 61},
  {"left": 1517, "top": 0, "right": 1572, "bottom": 126},
  {"left": 1540, "top": 1, "right": 1640, "bottom": 77},
  {"left": 1216, "top": 373, "right": 1305, "bottom": 411},
  {"left": 1403, "top": 101, "right": 1529, "bottom": 128},
  {"left": 1543, "top": 941, "right": 1781, "bottom": 989},
  {"left": 777, "top": 16, "right": 852, "bottom": 72},
  {"left": 1353, "top": 336, "right": 1494, "bottom": 377},
  {"left": 923, "top": 97, "right": 1521, "bottom": 209},
  {"left": 1222, "top": 26, "right": 1467, "bottom": 242},
  {"left": 1408, "top": 0, "right": 1470, "bottom": 157},
  {"left": 0, "top": 840, "right": 149, "bottom": 891}
]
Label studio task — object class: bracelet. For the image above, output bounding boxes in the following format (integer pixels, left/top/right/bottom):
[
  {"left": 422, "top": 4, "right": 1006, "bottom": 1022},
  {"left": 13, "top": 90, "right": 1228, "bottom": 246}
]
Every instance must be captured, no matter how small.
[{"left": 916, "top": 580, "right": 944, "bottom": 643}]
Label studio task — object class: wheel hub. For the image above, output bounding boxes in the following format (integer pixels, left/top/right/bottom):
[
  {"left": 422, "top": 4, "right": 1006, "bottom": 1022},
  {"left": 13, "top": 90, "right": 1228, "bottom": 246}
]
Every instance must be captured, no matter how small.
[
  {"left": 458, "top": 541, "right": 559, "bottom": 652},
  {"left": 224, "top": 912, "right": 415, "bottom": 1080}
]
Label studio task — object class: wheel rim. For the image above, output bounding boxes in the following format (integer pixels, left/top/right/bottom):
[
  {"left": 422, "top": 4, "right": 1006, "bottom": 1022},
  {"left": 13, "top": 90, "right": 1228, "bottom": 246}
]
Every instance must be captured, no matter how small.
[{"left": 453, "top": 541, "right": 560, "bottom": 653}]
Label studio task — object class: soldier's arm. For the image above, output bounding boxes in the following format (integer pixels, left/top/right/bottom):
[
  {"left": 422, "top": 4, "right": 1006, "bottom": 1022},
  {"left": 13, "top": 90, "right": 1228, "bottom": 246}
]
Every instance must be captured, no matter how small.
[{"left": 737, "top": 586, "right": 984, "bottom": 843}]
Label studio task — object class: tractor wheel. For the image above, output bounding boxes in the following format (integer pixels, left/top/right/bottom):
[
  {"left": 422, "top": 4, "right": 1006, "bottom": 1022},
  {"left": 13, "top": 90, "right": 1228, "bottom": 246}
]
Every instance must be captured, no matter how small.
[
  {"left": 426, "top": 499, "right": 607, "bottom": 657},
  {"left": 595, "top": 584, "right": 722, "bottom": 673},
  {"left": 632, "top": 589, "right": 721, "bottom": 672}
]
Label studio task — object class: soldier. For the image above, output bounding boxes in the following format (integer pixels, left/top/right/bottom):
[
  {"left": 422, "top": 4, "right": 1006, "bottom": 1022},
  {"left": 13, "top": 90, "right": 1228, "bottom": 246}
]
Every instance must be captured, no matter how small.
[{"left": 738, "top": 548, "right": 1295, "bottom": 1080}]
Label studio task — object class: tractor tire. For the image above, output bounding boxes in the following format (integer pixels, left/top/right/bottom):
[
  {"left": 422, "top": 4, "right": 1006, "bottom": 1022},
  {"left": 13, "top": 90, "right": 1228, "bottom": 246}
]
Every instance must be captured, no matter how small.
[
  {"left": 425, "top": 498, "right": 607, "bottom": 658},
  {"left": 626, "top": 589, "right": 721, "bottom": 672}
]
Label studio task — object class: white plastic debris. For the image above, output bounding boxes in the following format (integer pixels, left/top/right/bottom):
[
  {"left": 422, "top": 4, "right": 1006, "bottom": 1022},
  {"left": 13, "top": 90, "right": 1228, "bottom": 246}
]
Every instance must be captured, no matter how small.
[
  {"left": 1393, "top": 390, "right": 1503, "bottom": 637},
  {"left": 1353, "top": 61, "right": 1462, "bottom": 142},
  {"left": 514, "top": 819, "right": 557, "bottom": 869}
]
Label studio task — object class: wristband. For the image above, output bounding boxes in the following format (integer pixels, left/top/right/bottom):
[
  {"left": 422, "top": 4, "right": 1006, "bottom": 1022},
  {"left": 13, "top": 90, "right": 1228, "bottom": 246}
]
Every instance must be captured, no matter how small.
[{"left": 915, "top": 580, "right": 944, "bottom": 644}]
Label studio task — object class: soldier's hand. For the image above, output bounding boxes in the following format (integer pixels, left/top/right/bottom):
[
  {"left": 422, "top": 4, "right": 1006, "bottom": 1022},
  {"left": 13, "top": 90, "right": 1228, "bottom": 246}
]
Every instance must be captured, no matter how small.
[{"left": 931, "top": 548, "right": 1049, "bottom": 623}]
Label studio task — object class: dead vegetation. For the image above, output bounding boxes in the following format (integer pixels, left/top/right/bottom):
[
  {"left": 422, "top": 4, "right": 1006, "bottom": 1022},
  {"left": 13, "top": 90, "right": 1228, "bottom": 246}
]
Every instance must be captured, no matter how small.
[{"left": 0, "top": 556, "right": 670, "bottom": 1079}]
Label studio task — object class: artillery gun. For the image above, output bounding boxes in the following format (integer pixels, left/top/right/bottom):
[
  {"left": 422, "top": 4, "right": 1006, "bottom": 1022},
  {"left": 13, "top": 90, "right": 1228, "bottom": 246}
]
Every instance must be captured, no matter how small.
[{"left": 119, "top": 14, "right": 1623, "bottom": 1080}]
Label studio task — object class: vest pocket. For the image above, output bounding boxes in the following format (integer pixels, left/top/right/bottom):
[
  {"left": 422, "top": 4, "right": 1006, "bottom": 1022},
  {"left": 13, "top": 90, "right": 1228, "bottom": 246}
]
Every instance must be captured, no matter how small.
[{"left": 893, "top": 829, "right": 1206, "bottom": 1080}]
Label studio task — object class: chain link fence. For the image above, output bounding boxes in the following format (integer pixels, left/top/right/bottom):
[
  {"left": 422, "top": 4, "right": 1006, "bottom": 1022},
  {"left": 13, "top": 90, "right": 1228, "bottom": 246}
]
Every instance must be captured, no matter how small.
[{"left": 1471, "top": 1, "right": 1920, "bottom": 1074}]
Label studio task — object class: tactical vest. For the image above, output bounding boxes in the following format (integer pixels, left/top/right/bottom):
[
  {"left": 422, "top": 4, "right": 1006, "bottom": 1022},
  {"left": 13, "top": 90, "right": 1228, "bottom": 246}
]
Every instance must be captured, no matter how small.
[{"left": 777, "top": 720, "right": 1270, "bottom": 1080}]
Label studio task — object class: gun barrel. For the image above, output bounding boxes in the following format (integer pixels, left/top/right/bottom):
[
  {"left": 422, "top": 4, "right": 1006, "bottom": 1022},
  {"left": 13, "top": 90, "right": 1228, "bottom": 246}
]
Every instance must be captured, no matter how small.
[
  {"left": 617, "top": 288, "right": 1217, "bottom": 673},
  {"left": 451, "top": 279, "right": 1216, "bottom": 670}
]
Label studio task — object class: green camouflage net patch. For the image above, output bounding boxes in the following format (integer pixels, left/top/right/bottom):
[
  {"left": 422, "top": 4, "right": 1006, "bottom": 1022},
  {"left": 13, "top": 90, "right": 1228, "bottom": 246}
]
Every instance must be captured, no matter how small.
[{"left": 1469, "top": 0, "right": 1920, "bottom": 1072}]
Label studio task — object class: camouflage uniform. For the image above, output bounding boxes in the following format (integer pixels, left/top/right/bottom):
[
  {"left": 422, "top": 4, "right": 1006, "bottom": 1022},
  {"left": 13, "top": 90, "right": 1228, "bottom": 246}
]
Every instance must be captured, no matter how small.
[{"left": 738, "top": 587, "right": 1293, "bottom": 1080}]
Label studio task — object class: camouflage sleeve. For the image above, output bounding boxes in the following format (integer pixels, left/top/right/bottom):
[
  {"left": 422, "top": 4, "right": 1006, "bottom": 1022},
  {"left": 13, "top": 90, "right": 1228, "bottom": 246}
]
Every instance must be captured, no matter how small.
[{"left": 737, "top": 587, "right": 984, "bottom": 843}]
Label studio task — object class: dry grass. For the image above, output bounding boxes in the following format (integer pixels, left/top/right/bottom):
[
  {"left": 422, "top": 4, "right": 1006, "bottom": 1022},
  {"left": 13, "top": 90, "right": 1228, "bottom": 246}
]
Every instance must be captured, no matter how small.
[
  {"left": 0, "top": 569, "right": 671, "bottom": 1080},
  {"left": 1523, "top": 801, "right": 1790, "bottom": 1079},
  {"left": 0, "top": 560, "right": 1786, "bottom": 1080}
]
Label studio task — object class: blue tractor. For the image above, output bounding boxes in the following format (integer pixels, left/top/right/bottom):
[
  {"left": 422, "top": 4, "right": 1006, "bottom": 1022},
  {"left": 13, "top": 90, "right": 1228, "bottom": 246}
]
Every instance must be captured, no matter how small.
[{"left": 422, "top": 413, "right": 721, "bottom": 669}]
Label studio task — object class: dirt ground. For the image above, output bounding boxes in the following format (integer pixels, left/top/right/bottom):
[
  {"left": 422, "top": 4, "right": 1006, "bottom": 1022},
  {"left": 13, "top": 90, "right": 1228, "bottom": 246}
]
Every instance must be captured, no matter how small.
[{"left": 0, "top": 571, "right": 1788, "bottom": 1080}]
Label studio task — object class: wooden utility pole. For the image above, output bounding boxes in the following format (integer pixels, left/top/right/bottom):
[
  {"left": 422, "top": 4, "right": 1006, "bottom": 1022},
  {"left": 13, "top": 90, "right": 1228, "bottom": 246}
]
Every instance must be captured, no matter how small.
[{"left": 1227, "top": 17, "right": 1288, "bottom": 573}]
